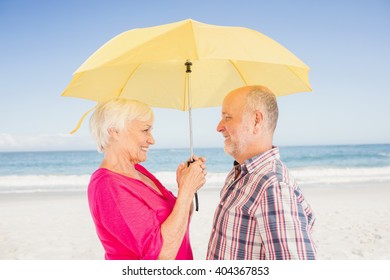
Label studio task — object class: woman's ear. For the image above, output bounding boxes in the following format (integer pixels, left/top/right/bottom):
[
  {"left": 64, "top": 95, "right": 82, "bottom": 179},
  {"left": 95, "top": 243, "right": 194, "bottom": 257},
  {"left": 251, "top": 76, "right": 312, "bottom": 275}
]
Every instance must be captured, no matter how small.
[{"left": 108, "top": 127, "right": 119, "bottom": 139}]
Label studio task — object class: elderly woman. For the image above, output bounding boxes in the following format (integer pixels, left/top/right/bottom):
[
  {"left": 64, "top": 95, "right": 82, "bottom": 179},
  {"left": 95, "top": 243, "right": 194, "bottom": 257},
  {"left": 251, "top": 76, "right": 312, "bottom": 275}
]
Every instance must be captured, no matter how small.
[{"left": 88, "top": 98, "right": 206, "bottom": 260}]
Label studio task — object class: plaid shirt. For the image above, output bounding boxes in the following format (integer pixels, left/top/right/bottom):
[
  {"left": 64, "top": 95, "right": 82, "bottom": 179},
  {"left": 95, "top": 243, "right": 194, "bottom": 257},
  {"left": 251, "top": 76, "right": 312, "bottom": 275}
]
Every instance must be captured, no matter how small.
[{"left": 207, "top": 147, "right": 316, "bottom": 260}]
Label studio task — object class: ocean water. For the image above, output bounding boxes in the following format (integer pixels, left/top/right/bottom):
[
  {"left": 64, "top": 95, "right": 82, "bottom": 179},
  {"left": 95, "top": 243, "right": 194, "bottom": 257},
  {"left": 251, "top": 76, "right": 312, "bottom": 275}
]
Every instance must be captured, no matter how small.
[{"left": 0, "top": 144, "right": 389, "bottom": 193}]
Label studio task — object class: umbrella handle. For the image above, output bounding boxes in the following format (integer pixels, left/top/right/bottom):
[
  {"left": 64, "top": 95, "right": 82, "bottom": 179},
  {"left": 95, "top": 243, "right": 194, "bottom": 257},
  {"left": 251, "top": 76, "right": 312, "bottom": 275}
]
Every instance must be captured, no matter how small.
[
  {"left": 187, "top": 159, "right": 199, "bottom": 212},
  {"left": 194, "top": 193, "right": 199, "bottom": 212}
]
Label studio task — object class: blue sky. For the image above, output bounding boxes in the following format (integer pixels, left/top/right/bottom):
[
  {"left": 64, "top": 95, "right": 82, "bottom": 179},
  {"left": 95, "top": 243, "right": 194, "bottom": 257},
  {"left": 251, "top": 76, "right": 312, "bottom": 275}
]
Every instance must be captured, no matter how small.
[{"left": 0, "top": 0, "right": 389, "bottom": 152}]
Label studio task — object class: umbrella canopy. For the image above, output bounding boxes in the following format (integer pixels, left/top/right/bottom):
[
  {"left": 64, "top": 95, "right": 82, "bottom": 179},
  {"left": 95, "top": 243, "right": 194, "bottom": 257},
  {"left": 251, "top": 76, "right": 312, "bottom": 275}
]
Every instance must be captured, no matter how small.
[{"left": 62, "top": 19, "right": 311, "bottom": 110}]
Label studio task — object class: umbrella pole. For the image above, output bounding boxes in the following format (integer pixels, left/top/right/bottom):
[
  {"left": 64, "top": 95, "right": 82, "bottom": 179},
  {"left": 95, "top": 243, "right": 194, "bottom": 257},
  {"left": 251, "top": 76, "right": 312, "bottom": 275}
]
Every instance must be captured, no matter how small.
[
  {"left": 186, "top": 61, "right": 194, "bottom": 160},
  {"left": 185, "top": 60, "right": 199, "bottom": 212}
]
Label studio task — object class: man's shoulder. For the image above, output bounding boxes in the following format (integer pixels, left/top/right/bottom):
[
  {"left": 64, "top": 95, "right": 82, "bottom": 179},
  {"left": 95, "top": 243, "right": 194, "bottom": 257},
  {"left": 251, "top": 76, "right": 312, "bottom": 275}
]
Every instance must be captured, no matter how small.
[{"left": 251, "top": 159, "right": 295, "bottom": 188}]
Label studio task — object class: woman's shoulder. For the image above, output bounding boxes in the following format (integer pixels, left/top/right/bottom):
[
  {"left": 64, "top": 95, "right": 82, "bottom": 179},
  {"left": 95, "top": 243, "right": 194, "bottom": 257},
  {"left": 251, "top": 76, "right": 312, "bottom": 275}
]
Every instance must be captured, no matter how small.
[
  {"left": 89, "top": 168, "right": 136, "bottom": 192},
  {"left": 90, "top": 168, "right": 113, "bottom": 183},
  {"left": 90, "top": 167, "right": 151, "bottom": 193},
  {"left": 88, "top": 168, "right": 143, "bottom": 203},
  {"left": 89, "top": 168, "right": 115, "bottom": 192}
]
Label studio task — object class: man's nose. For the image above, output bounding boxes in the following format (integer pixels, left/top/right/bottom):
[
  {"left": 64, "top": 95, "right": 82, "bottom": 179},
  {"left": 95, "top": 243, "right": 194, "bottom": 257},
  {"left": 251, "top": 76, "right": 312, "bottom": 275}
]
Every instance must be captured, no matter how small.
[{"left": 216, "top": 120, "right": 224, "bottom": 132}]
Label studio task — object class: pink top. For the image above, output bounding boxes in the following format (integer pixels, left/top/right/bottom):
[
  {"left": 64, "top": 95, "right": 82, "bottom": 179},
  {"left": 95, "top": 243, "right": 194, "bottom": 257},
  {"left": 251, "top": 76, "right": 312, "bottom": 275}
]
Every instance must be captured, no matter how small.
[{"left": 87, "top": 165, "right": 193, "bottom": 260}]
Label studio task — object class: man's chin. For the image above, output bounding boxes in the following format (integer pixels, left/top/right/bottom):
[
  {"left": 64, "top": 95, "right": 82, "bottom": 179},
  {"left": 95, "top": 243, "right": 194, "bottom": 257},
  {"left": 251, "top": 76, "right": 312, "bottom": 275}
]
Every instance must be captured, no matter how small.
[{"left": 223, "top": 145, "right": 234, "bottom": 157}]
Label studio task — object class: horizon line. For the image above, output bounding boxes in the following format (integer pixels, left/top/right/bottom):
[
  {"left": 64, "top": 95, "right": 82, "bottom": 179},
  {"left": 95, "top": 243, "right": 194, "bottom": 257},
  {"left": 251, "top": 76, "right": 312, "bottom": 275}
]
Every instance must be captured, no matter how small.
[{"left": 0, "top": 142, "right": 389, "bottom": 153}]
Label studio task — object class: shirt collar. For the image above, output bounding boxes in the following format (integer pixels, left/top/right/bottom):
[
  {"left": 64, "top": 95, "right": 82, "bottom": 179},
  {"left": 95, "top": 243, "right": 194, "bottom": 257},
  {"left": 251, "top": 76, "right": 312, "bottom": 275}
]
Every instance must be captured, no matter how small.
[{"left": 233, "top": 146, "right": 280, "bottom": 174}]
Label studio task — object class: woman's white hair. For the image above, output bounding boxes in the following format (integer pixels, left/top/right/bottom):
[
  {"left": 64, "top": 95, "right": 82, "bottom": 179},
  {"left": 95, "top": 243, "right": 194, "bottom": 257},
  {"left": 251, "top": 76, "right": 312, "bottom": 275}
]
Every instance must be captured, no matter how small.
[{"left": 90, "top": 98, "right": 153, "bottom": 153}]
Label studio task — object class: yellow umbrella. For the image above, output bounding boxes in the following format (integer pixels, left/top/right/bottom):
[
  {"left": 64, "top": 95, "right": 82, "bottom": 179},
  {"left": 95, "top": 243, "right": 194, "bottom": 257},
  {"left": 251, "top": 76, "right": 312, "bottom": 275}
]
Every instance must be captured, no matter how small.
[
  {"left": 62, "top": 17, "right": 311, "bottom": 149},
  {"left": 63, "top": 19, "right": 310, "bottom": 107},
  {"left": 62, "top": 18, "right": 312, "bottom": 210}
]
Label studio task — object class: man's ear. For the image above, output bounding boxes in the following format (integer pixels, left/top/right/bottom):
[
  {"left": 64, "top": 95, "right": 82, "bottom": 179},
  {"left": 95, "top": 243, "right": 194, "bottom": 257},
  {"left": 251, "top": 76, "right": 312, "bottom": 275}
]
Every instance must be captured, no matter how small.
[{"left": 253, "top": 110, "right": 264, "bottom": 134}]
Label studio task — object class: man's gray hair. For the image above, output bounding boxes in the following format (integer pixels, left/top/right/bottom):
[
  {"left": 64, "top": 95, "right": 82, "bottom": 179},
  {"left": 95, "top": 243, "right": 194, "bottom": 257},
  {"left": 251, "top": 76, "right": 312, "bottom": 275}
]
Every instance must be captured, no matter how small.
[{"left": 244, "top": 86, "right": 279, "bottom": 133}]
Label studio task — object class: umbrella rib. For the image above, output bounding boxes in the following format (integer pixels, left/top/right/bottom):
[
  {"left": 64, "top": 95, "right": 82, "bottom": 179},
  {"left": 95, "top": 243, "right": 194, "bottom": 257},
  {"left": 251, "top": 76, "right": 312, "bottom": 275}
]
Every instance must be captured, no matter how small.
[
  {"left": 182, "top": 20, "right": 199, "bottom": 111},
  {"left": 117, "top": 63, "right": 142, "bottom": 98},
  {"left": 189, "top": 20, "right": 200, "bottom": 59},
  {"left": 286, "top": 65, "right": 312, "bottom": 92},
  {"left": 105, "top": 19, "right": 201, "bottom": 68},
  {"left": 229, "top": 59, "right": 248, "bottom": 85}
]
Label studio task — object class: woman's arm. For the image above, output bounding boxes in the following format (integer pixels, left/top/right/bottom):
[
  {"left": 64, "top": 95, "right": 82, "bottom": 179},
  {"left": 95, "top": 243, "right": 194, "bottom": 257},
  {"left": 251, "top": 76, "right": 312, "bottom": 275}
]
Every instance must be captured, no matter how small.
[{"left": 158, "top": 157, "right": 206, "bottom": 259}]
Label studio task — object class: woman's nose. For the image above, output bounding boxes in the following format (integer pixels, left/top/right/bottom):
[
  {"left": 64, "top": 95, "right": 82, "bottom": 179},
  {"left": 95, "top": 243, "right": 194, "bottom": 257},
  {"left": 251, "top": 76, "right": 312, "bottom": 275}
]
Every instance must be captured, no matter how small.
[{"left": 148, "top": 134, "right": 155, "bottom": 145}]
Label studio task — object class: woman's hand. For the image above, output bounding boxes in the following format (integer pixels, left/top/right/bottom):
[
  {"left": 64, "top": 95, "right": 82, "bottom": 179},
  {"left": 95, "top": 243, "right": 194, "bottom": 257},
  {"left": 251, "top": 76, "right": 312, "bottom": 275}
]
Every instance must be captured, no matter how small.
[{"left": 176, "top": 155, "right": 207, "bottom": 196}]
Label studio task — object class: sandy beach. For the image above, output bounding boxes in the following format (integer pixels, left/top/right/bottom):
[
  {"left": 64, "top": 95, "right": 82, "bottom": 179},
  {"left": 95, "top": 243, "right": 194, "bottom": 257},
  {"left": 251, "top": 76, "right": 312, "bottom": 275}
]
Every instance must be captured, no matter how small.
[{"left": 1, "top": 183, "right": 389, "bottom": 260}]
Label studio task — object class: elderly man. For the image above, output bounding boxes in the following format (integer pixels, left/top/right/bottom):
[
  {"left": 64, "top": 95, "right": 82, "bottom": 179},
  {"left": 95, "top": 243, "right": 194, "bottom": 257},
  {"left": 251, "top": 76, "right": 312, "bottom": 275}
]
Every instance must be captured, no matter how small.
[{"left": 207, "top": 85, "right": 316, "bottom": 260}]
